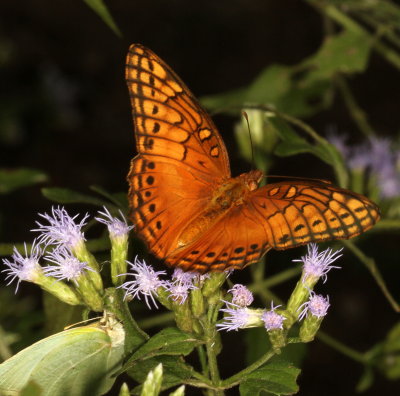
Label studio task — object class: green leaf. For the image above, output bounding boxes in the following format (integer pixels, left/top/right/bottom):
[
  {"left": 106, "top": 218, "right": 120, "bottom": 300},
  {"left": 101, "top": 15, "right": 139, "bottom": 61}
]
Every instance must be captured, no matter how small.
[
  {"left": 379, "top": 321, "right": 400, "bottom": 380},
  {"left": 140, "top": 363, "right": 163, "bottom": 396},
  {"left": 245, "top": 65, "right": 291, "bottom": 104},
  {"left": 356, "top": 367, "right": 375, "bottom": 393},
  {"left": 0, "top": 321, "right": 125, "bottom": 396},
  {"left": 41, "top": 187, "right": 108, "bottom": 206},
  {"left": 239, "top": 360, "right": 300, "bottom": 396},
  {"left": 302, "top": 30, "right": 372, "bottom": 81},
  {"left": 268, "top": 116, "right": 333, "bottom": 165},
  {"left": 129, "top": 355, "right": 193, "bottom": 392},
  {"left": 83, "top": 0, "right": 122, "bottom": 37},
  {"left": 125, "top": 328, "right": 201, "bottom": 369},
  {"left": 201, "top": 29, "right": 372, "bottom": 118},
  {"left": 200, "top": 87, "right": 247, "bottom": 114},
  {"left": 89, "top": 185, "right": 128, "bottom": 210},
  {"left": 0, "top": 168, "right": 48, "bottom": 194}
]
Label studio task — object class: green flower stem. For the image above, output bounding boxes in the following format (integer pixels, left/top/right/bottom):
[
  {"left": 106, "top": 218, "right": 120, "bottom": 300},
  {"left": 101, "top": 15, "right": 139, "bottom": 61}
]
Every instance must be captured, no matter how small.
[
  {"left": 220, "top": 349, "right": 276, "bottom": 389},
  {"left": 75, "top": 274, "right": 104, "bottom": 312},
  {"left": 204, "top": 324, "right": 223, "bottom": 395},
  {"left": 72, "top": 241, "right": 103, "bottom": 293},
  {"left": 286, "top": 276, "right": 317, "bottom": 327},
  {"left": 173, "top": 300, "right": 194, "bottom": 333},
  {"left": 110, "top": 236, "right": 128, "bottom": 286},
  {"left": 197, "top": 345, "right": 209, "bottom": 377},
  {"left": 104, "top": 287, "right": 149, "bottom": 353},
  {"left": 35, "top": 273, "right": 82, "bottom": 306},
  {"left": 350, "top": 169, "right": 365, "bottom": 195},
  {"left": 342, "top": 240, "right": 400, "bottom": 312},
  {"left": 317, "top": 330, "right": 367, "bottom": 364},
  {"left": 202, "top": 273, "right": 227, "bottom": 298}
]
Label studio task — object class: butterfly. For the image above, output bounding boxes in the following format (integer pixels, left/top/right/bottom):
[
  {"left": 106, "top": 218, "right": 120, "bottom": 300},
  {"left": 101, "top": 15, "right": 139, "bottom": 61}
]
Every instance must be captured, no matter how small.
[{"left": 126, "top": 44, "right": 380, "bottom": 274}]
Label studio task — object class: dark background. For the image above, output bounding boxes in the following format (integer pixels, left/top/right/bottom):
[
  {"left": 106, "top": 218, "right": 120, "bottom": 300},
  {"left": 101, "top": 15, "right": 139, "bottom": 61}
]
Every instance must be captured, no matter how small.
[{"left": 1, "top": 1, "right": 399, "bottom": 395}]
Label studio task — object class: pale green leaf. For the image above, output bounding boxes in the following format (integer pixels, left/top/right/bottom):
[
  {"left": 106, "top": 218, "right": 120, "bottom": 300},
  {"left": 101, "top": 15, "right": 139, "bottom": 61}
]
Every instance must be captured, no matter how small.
[{"left": 0, "top": 321, "right": 125, "bottom": 396}]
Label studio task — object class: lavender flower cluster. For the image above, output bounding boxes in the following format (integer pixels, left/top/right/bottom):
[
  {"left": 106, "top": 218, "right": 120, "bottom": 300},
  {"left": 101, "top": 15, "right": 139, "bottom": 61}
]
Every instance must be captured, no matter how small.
[{"left": 328, "top": 133, "right": 400, "bottom": 199}]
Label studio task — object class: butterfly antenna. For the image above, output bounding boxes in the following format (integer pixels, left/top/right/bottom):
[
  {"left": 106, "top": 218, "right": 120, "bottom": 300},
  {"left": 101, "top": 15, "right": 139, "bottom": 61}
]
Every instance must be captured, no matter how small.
[
  {"left": 242, "top": 111, "right": 255, "bottom": 170},
  {"left": 266, "top": 174, "right": 332, "bottom": 184}
]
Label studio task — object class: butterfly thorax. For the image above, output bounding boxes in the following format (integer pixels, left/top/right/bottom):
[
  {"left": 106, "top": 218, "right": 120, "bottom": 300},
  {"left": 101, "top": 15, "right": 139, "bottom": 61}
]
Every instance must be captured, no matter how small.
[{"left": 174, "top": 169, "right": 264, "bottom": 251}]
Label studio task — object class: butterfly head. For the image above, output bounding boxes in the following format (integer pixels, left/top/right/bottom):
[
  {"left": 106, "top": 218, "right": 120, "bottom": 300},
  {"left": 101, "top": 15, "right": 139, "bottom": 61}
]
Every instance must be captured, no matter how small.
[{"left": 240, "top": 170, "right": 264, "bottom": 192}]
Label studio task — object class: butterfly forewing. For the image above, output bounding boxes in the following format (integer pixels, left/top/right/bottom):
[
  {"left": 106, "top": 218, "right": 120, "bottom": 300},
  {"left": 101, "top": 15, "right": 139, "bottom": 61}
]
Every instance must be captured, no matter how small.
[
  {"left": 126, "top": 44, "right": 230, "bottom": 179},
  {"left": 126, "top": 44, "right": 230, "bottom": 258}
]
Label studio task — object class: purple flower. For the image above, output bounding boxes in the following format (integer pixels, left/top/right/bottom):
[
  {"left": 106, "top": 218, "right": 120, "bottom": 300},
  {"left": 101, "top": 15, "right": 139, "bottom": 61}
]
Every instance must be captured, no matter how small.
[
  {"left": 172, "top": 268, "right": 199, "bottom": 285},
  {"left": 119, "top": 256, "right": 166, "bottom": 309},
  {"left": 44, "top": 247, "right": 92, "bottom": 284},
  {"left": 299, "top": 292, "right": 330, "bottom": 320},
  {"left": 347, "top": 142, "right": 370, "bottom": 171},
  {"left": 262, "top": 302, "right": 286, "bottom": 331},
  {"left": 327, "top": 133, "right": 400, "bottom": 199},
  {"left": 293, "top": 243, "right": 342, "bottom": 284},
  {"left": 217, "top": 301, "right": 251, "bottom": 332},
  {"left": 326, "top": 128, "right": 350, "bottom": 158},
  {"left": 228, "top": 284, "right": 254, "bottom": 307},
  {"left": 166, "top": 281, "right": 194, "bottom": 304},
  {"left": 166, "top": 268, "right": 198, "bottom": 304},
  {"left": 32, "top": 206, "right": 88, "bottom": 250},
  {"left": 95, "top": 206, "right": 133, "bottom": 240},
  {"left": 2, "top": 240, "right": 43, "bottom": 292}
]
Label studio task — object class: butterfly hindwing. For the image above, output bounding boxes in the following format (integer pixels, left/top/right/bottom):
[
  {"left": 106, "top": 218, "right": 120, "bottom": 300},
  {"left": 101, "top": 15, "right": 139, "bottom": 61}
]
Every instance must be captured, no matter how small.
[
  {"left": 165, "top": 204, "right": 271, "bottom": 273},
  {"left": 248, "top": 181, "right": 380, "bottom": 250}
]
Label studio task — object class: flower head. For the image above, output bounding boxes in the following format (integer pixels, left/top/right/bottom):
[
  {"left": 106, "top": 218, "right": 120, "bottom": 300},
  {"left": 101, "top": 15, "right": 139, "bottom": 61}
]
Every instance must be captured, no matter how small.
[
  {"left": 293, "top": 243, "right": 342, "bottom": 284},
  {"left": 2, "top": 240, "right": 43, "bottom": 292},
  {"left": 166, "top": 281, "right": 194, "bottom": 304},
  {"left": 299, "top": 292, "right": 330, "bottom": 321},
  {"left": 172, "top": 268, "right": 199, "bottom": 285},
  {"left": 44, "top": 247, "right": 92, "bottom": 284},
  {"left": 32, "top": 206, "right": 88, "bottom": 250},
  {"left": 95, "top": 206, "right": 133, "bottom": 240},
  {"left": 228, "top": 284, "right": 254, "bottom": 307},
  {"left": 166, "top": 268, "right": 198, "bottom": 304},
  {"left": 119, "top": 256, "right": 166, "bottom": 309},
  {"left": 217, "top": 301, "right": 251, "bottom": 332},
  {"left": 262, "top": 302, "right": 286, "bottom": 331},
  {"left": 326, "top": 128, "right": 350, "bottom": 158}
]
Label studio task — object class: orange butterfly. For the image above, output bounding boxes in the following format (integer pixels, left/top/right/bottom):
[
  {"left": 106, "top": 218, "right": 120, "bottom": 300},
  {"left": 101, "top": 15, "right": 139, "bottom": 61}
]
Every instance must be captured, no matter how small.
[{"left": 126, "top": 44, "right": 380, "bottom": 273}]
